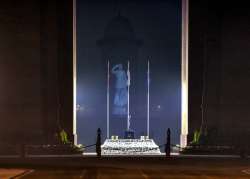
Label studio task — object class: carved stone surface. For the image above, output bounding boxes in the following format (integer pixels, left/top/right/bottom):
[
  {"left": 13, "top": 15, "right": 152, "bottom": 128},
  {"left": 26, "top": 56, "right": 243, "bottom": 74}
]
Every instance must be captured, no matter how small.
[{"left": 101, "top": 139, "right": 161, "bottom": 155}]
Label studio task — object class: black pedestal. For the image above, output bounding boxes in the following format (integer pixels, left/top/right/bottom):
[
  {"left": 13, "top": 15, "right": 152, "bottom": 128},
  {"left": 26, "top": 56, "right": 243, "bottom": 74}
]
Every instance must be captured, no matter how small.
[{"left": 124, "top": 130, "right": 135, "bottom": 139}]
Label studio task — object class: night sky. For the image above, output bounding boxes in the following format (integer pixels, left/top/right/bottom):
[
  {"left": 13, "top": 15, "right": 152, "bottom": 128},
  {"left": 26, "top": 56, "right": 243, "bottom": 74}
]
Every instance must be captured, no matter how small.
[{"left": 76, "top": 0, "right": 181, "bottom": 151}]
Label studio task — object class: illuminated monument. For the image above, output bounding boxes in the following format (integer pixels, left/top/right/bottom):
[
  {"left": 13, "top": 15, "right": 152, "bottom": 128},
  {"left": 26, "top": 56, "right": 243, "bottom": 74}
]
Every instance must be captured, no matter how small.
[{"left": 97, "top": 14, "right": 161, "bottom": 154}]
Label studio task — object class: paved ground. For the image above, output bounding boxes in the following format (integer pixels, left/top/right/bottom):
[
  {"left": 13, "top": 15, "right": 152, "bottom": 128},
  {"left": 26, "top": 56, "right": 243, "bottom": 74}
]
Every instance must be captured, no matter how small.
[
  {"left": 19, "top": 167, "right": 250, "bottom": 179},
  {"left": 0, "top": 168, "right": 28, "bottom": 179},
  {"left": 0, "top": 156, "right": 249, "bottom": 178}
]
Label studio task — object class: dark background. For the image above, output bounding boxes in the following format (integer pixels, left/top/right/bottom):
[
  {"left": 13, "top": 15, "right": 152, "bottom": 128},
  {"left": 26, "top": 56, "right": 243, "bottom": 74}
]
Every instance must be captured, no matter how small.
[
  {"left": 76, "top": 0, "right": 181, "bottom": 148},
  {"left": 0, "top": 0, "right": 250, "bottom": 147}
]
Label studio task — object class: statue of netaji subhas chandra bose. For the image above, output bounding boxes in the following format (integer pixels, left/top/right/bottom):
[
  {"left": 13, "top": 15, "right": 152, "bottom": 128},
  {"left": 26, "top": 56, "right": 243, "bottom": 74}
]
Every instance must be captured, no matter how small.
[{"left": 111, "top": 64, "right": 129, "bottom": 115}]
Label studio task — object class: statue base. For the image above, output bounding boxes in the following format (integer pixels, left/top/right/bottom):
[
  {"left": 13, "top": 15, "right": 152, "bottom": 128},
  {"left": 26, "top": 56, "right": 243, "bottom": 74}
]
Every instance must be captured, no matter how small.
[
  {"left": 101, "top": 139, "right": 161, "bottom": 155},
  {"left": 124, "top": 130, "right": 135, "bottom": 139}
]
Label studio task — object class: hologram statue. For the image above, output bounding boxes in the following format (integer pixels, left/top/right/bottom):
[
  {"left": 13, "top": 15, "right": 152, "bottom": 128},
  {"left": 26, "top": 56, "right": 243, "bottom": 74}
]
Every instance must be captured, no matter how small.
[{"left": 112, "top": 64, "right": 128, "bottom": 115}]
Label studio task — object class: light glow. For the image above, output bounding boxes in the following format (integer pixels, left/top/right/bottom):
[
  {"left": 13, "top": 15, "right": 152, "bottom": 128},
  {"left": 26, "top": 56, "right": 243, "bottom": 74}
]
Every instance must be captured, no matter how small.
[
  {"left": 180, "top": 0, "right": 189, "bottom": 148},
  {"left": 73, "top": 0, "right": 77, "bottom": 145}
]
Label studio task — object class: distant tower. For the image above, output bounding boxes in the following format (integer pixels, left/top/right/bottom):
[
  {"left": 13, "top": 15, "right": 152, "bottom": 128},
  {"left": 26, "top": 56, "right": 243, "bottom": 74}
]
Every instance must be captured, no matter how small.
[{"left": 97, "top": 13, "right": 142, "bottom": 65}]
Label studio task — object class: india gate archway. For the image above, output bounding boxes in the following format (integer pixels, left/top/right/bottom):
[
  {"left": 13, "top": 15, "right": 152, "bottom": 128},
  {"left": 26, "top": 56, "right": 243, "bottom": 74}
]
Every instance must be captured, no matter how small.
[{"left": 73, "top": 0, "right": 188, "bottom": 153}]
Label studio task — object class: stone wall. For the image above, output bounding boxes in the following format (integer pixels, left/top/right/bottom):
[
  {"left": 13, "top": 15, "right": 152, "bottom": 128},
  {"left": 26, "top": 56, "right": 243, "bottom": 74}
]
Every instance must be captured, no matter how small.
[
  {"left": 0, "top": 0, "right": 73, "bottom": 144},
  {"left": 189, "top": 1, "right": 250, "bottom": 145}
]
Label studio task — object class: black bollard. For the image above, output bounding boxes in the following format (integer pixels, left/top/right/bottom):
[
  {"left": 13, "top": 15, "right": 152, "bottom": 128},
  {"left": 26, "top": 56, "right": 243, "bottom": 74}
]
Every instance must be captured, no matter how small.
[
  {"left": 165, "top": 128, "right": 171, "bottom": 157},
  {"left": 96, "top": 128, "right": 101, "bottom": 158}
]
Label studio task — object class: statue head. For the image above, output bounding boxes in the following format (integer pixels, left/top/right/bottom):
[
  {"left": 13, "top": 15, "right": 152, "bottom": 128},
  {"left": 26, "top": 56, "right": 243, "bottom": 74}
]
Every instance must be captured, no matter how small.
[{"left": 117, "top": 64, "right": 123, "bottom": 70}]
